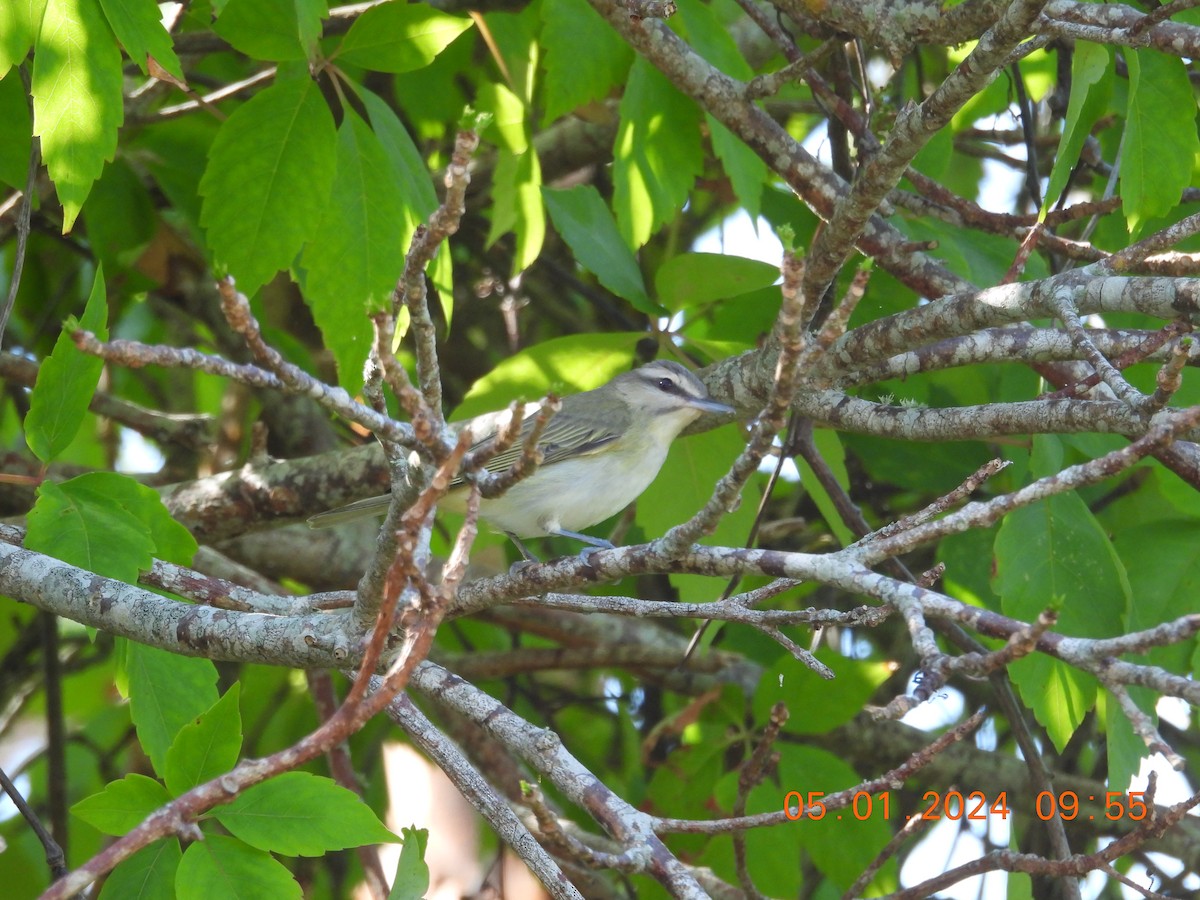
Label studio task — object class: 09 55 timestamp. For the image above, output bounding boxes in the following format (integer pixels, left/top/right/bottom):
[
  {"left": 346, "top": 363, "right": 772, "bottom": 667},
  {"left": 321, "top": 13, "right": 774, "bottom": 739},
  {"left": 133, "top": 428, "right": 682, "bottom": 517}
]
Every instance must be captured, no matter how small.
[{"left": 783, "top": 789, "right": 1151, "bottom": 823}]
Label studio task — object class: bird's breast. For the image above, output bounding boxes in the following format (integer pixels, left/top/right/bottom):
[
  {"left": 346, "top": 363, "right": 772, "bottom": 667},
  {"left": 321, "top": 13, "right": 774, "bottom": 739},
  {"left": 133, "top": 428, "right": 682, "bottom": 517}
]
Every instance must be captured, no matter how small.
[{"left": 476, "top": 437, "right": 672, "bottom": 537}]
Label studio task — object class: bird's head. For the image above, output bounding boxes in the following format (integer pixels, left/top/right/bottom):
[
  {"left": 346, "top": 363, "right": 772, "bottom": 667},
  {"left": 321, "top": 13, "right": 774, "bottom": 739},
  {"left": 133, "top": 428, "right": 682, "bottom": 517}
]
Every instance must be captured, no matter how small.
[{"left": 610, "top": 361, "right": 734, "bottom": 433}]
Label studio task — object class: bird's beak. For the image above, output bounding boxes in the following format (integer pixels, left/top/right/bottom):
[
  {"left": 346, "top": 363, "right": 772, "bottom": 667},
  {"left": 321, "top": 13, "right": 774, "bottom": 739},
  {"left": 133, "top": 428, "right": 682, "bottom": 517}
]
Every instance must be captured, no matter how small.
[{"left": 688, "top": 396, "right": 735, "bottom": 416}]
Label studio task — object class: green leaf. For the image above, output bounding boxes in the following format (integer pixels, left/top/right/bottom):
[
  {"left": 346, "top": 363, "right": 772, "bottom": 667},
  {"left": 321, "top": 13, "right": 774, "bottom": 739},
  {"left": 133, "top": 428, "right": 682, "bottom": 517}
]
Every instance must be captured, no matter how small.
[
  {"left": 199, "top": 73, "right": 336, "bottom": 296},
  {"left": 0, "top": 0, "right": 48, "bottom": 75},
  {"left": 993, "top": 437, "right": 1130, "bottom": 750},
  {"left": 213, "top": 0, "right": 326, "bottom": 62},
  {"left": 706, "top": 115, "right": 766, "bottom": 220},
  {"left": 164, "top": 684, "right": 243, "bottom": 796},
  {"left": 0, "top": 71, "right": 33, "bottom": 188},
  {"left": 126, "top": 642, "right": 220, "bottom": 776},
  {"left": 654, "top": 253, "right": 778, "bottom": 314},
  {"left": 453, "top": 333, "right": 645, "bottom": 419},
  {"left": 487, "top": 148, "right": 544, "bottom": 276},
  {"left": 539, "top": 0, "right": 631, "bottom": 123},
  {"left": 388, "top": 827, "right": 430, "bottom": 900},
  {"left": 132, "top": 114, "right": 220, "bottom": 243},
  {"left": 337, "top": 1, "right": 472, "bottom": 73},
  {"left": 31, "top": 0, "right": 124, "bottom": 231},
  {"left": 678, "top": 0, "right": 751, "bottom": 79},
  {"left": 1113, "top": 520, "right": 1200, "bottom": 672},
  {"left": 359, "top": 86, "right": 438, "bottom": 218},
  {"left": 98, "top": 0, "right": 183, "bottom": 79},
  {"left": 1105, "top": 686, "right": 1156, "bottom": 793},
  {"left": 479, "top": 10, "right": 537, "bottom": 105},
  {"left": 99, "top": 840, "right": 182, "bottom": 900},
  {"left": 300, "top": 109, "right": 407, "bottom": 393},
  {"left": 26, "top": 479, "right": 154, "bottom": 584},
  {"left": 477, "top": 81, "right": 528, "bottom": 154},
  {"left": 795, "top": 428, "right": 856, "bottom": 547},
  {"left": 294, "top": 0, "right": 326, "bottom": 57},
  {"left": 777, "top": 745, "right": 896, "bottom": 892},
  {"left": 72, "top": 774, "right": 172, "bottom": 835},
  {"left": 637, "top": 426, "right": 757, "bottom": 602},
  {"left": 176, "top": 835, "right": 301, "bottom": 900},
  {"left": 215, "top": 771, "right": 398, "bottom": 856},
  {"left": 1122, "top": 50, "right": 1199, "bottom": 234},
  {"left": 84, "top": 156, "right": 157, "bottom": 274},
  {"left": 542, "top": 185, "right": 660, "bottom": 315},
  {"left": 1042, "top": 42, "right": 1109, "bottom": 215},
  {"left": 28, "top": 471, "right": 197, "bottom": 576},
  {"left": 753, "top": 649, "right": 891, "bottom": 735},
  {"left": 25, "top": 265, "right": 108, "bottom": 462},
  {"left": 677, "top": 0, "right": 772, "bottom": 215},
  {"left": 429, "top": 238, "right": 454, "bottom": 329},
  {"left": 613, "top": 57, "right": 703, "bottom": 249}
]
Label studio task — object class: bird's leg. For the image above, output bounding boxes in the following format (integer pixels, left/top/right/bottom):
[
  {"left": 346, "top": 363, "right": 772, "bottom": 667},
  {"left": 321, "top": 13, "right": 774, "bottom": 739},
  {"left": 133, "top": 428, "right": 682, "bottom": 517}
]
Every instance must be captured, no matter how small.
[
  {"left": 507, "top": 532, "right": 540, "bottom": 561},
  {"left": 506, "top": 532, "right": 540, "bottom": 574},
  {"left": 551, "top": 529, "right": 615, "bottom": 562}
]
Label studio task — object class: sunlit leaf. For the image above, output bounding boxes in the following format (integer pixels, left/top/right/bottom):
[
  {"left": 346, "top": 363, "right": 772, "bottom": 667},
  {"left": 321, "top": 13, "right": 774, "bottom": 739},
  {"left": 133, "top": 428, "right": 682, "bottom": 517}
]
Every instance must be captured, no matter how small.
[{"left": 199, "top": 73, "right": 336, "bottom": 295}]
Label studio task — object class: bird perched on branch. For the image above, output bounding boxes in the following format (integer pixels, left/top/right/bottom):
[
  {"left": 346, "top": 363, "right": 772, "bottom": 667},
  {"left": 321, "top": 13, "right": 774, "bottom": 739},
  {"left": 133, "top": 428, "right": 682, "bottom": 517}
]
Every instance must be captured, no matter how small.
[{"left": 308, "top": 360, "right": 734, "bottom": 558}]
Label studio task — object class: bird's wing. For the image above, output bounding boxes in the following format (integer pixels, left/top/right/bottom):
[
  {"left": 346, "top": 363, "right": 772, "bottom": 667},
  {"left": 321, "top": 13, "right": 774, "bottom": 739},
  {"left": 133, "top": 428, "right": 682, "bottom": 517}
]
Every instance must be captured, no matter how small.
[{"left": 452, "top": 403, "right": 621, "bottom": 485}]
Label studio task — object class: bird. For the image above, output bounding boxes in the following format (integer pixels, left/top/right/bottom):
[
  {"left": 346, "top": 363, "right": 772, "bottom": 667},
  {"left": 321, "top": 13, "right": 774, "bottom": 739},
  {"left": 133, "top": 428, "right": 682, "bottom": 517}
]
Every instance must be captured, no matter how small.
[{"left": 308, "top": 360, "right": 734, "bottom": 558}]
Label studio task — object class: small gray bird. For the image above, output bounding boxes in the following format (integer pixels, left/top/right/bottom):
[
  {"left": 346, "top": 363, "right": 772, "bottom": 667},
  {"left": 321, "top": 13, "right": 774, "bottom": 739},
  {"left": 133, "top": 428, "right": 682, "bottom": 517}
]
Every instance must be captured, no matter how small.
[{"left": 308, "top": 360, "right": 733, "bottom": 556}]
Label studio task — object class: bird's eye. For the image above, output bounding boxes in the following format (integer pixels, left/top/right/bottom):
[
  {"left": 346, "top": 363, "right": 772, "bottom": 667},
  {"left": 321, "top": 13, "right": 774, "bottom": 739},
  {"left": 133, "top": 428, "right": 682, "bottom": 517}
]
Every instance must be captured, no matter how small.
[{"left": 656, "top": 378, "right": 678, "bottom": 393}]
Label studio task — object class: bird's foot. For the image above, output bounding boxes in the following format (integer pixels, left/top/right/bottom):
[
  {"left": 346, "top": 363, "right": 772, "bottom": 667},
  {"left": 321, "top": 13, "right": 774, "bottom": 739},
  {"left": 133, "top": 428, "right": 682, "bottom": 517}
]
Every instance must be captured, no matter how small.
[{"left": 508, "top": 558, "right": 537, "bottom": 575}]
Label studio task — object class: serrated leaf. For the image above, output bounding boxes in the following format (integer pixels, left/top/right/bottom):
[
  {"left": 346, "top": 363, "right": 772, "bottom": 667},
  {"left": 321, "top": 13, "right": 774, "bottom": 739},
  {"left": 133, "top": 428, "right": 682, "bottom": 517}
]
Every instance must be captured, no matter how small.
[
  {"left": 678, "top": 0, "right": 751, "bottom": 79},
  {"left": 542, "top": 185, "right": 659, "bottom": 315},
  {"left": 477, "top": 81, "right": 528, "bottom": 154},
  {"left": 72, "top": 774, "right": 172, "bottom": 835},
  {"left": 337, "top": 2, "right": 472, "bottom": 74},
  {"left": 613, "top": 57, "right": 703, "bottom": 249},
  {"left": 1042, "top": 42, "right": 1109, "bottom": 215},
  {"left": 28, "top": 471, "right": 197, "bottom": 572},
  {"left": 487, "top": 148, "right": 544, "bottom": 276},
  {"left": 1122, "top": 50, "right": 1199, "bottom": 234},
  {"left": 0, "top": 0, "right": 48, "bottom": 75},
  {"left": 164, "top": 684, "right": 243, "bottom": 796},
  {"left": 300, "top": 109, "right": 406, "bottom": 393},
  {"left": 677, "top": 0, "right": 772, "bottom": 215},
  {"left": 654, "top": 253, "right": 778, "bottom": 313},
  {"left": 213, "top": 0, "right": 326, "bottom": 62},
  {"left": 540, "top": 0, "right": 631, "bottom": 123},
  {"left": 199, "top": 74, "right": 336, "bottom": 296},
  {"left": 31, "top": 0, "right": 124, "bottom": 231},
  {"left": 388, "top": 827, "right": 429, "bottom": 900},
  {"left": 98, "top": 0, "right": 183, "bottom": 79},
  {"left": 99, "top": 839, "right": 182, "bottom": 900},
  {"left": 176, "top": 835, "right": 301, "bottom": 900},
  {"left": 707, "top": 115, "right": 766, "bottom": 220},
  {"left": 0, "top": 71, "right": 33, "bottom": 188},
  {"left": 215, "top": 771, "right": 398, "bottom": 856},
  {"left": 478, "top": 10, "right": 537, "bottom": 106},
  {"left": 25, "top": 265, "right": 108, "bottom": 462},
  {"left": 26, "top": 480, "right": 154, "bottom": 584},
  {"left": 126, "top": 641, "right": 219, "bottom": 776}
]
